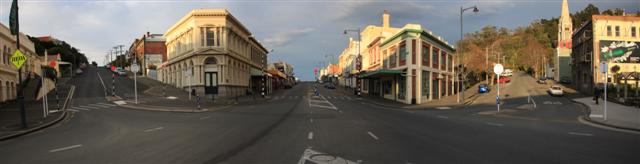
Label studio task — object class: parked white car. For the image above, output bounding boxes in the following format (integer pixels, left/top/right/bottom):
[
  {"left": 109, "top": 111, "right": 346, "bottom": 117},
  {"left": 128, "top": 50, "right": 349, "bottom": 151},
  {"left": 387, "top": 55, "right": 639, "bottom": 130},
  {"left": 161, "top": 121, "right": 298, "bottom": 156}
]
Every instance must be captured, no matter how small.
[
  {"left": 501, "top": 69, "right": 513, "bottom": 76},
  {"left": 548, "top": 85, "right": 564, "bottom": 96}
]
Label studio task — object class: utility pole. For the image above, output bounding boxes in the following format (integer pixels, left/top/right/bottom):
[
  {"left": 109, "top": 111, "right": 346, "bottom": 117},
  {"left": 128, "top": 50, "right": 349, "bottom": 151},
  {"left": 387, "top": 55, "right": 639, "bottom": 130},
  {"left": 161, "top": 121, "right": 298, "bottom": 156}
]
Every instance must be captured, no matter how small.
[{"left": 485, "top": 47, "right": 488, "bottom": 82}]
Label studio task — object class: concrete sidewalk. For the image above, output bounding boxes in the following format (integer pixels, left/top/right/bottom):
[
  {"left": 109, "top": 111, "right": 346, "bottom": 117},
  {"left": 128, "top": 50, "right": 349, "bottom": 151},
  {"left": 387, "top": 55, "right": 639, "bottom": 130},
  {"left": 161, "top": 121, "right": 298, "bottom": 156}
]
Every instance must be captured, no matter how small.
[
  {"left": 0, "top": 96, "right": 67, "bottom": 141},
  {"left": 574, "top": 97, "right": 640, "bottom": 131},
  {"left": 326, "top": 84, "right": 477, "bottom": 110}
]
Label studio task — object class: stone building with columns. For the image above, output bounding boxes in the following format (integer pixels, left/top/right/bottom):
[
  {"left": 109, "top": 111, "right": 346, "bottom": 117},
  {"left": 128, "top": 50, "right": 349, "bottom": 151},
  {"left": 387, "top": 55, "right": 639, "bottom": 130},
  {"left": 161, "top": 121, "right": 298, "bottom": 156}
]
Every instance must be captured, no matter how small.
[
  {"left": 0, "top": 23, "right": 40, "bottom": 103},
  {"left": 159, "top": 9, "right": 268, "bottom": 98}
]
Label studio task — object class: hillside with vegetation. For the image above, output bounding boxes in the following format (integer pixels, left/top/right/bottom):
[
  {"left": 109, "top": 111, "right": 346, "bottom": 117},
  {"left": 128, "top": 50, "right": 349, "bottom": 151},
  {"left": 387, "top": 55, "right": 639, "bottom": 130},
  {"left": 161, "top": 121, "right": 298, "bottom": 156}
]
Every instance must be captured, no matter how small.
[
  {"left": 27, "top": 36, "right": 88, "bottom": 68},
  {"left": 459, "top": 4, "right": 631, "bottom": 85}
]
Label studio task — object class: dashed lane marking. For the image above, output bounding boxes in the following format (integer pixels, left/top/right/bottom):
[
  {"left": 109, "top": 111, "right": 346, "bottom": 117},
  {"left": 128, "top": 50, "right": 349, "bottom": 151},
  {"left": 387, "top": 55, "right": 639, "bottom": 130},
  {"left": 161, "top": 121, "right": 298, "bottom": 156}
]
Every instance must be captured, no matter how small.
[
  {"left": 49, "top": 144, "right": 83, "bottom": 153},
  {"left": 199, "top": 116, "right": 211, "bottom": 120},
  {"left": 437, "top": 115, "right": 449, "bottom": 119},
  {"left": 144, "top": 127, "right": 165, "bottom": 132},
  {"left": 487, "top": 122, "right": 504, "bottom": 127},
  {"left": 367, "top": 131, "right": 379, "bottom": 140},
  {"left": 80, "top": 106, "right": 99, "bottom": 109},
  {"left": 308, "top": 132, "right": 313, "bottom": 140},
  {"left": 568, "top": 132, "right": 594, "bottom": 136}
]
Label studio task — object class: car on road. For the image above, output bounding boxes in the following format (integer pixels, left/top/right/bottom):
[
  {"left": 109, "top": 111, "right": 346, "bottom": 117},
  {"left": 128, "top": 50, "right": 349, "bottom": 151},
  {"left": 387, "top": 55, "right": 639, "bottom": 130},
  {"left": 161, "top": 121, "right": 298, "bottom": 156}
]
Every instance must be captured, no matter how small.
[
  {"left": 115, "top": 68, "right": 127, "bottom": 76},
  {"left": 560, "top": 77, "right": 572, "bottom": 84},
  {"left": 501, "top": 69, "right": 513, "bottom": 76},
  {"left": 548, "top": 85, "right": 564, "bottom": 96},
  {"left": 324, "top": 83, "right": 336, "bottom": 89},
  {"left": 75, "top": 68, "right": 83, "bottom": 75},
  {"left": 537, "top": 77, "right": 546, "bottom": 84},
  {"left": 496, "top": 76, "right": 511, "bottom": 83},
  {"left": 478, "top": 84, "right": 490, "bottom": 93}
]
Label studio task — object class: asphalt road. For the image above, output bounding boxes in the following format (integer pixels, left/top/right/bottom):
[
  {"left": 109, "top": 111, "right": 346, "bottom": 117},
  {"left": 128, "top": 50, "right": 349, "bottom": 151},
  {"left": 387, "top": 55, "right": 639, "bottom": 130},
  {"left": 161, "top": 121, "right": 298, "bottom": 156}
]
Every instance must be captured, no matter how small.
[{"left": 0, "top": 68, "right": 638, "bottom": 163}]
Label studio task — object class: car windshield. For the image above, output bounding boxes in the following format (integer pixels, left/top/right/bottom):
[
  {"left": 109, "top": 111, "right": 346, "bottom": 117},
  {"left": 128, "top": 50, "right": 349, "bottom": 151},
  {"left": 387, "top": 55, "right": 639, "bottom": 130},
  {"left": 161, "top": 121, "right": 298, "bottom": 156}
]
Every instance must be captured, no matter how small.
[{"left": 3, "top": 1, "right": 637, "bottom": 164}]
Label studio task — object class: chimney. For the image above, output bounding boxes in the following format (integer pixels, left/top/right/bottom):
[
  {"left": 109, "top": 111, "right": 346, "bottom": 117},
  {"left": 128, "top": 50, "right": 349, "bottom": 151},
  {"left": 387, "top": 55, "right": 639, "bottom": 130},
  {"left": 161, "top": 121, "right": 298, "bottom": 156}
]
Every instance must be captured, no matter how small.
[
  {"left": 383, "top": 10, "right": 390, "bottom": 28},
  {"left": 146, "top": 31, "right": 150, "bottom": 37}
]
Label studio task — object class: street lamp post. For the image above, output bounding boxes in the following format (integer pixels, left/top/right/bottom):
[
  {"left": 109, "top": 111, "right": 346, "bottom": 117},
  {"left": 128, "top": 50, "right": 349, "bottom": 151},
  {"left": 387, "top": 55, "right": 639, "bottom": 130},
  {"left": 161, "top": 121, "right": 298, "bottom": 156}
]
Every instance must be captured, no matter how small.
[
  {"left": 459, "top": 5, "right": 479, "bottom": 104},
  {"left": 344, "top": 28, "right": 361, "bottom": 96}
]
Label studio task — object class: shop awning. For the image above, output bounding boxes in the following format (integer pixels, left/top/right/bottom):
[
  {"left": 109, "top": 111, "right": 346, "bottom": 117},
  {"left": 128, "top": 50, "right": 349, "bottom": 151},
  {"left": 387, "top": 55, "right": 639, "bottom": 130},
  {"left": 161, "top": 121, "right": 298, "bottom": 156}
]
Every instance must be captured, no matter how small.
[
  {"left": 250, "top": 68, "right": 263, "bottom": 76},
  {"left": 267, "top": 69, "right": 286, "bottom": 79},
  {"left": 358, "top": 69, "right": 403, "bottom": 79}
]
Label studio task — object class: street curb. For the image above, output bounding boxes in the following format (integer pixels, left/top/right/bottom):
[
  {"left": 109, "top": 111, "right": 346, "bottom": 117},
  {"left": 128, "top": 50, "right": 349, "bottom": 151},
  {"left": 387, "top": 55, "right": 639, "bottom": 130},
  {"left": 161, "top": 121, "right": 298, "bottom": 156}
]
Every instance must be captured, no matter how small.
[
  {"left": 567, "top": 97, "right": 640, "bottom": 133},
  {"left": 0, "top": 84, "right": 75, "bottom": 142},
  {"left": 0, "top": 111, "right": 68, "bottom": 142},
  {"left": 117, "top": 103, "right": 231, "bottom": 113}
]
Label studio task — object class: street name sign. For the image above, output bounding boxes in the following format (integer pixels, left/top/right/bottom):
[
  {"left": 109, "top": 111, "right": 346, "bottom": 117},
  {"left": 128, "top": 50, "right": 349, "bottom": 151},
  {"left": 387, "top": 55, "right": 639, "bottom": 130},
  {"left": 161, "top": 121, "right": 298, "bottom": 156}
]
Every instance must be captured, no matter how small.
[
  {"left": 10, "top": 49, "right": 27, "bottom": 69},
  {"left": 600, "top": 62, "right": 607, "bottom": 73}
]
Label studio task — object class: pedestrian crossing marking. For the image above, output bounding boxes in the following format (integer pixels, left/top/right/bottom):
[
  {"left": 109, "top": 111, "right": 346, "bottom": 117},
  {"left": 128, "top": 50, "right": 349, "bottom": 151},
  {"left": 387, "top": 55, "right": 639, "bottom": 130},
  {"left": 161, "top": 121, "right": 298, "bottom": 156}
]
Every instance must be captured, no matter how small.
[
  {"left": 81, "top": 106, "right": 99, "bottom": 109},
  {"left": 72, "top": 107, "right": 91, "bottom": 111}
]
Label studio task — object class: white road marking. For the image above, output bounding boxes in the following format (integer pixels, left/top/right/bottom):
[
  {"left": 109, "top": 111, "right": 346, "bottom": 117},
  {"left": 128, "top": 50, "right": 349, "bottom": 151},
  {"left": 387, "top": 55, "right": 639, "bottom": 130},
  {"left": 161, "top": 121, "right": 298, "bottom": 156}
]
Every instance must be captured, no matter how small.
[
  {"left": 97, "top": 103, "right": 116, "bottom": 106},
  {"left": 113, "top": 101, "right": 127, "bottom": 105},
  {"left": 67, "top": 109, "right": 79, "bottom": 112},
  {"left": 345, "top": 96, "right": 352, "bottom": 100},
  {"left": 298, "top": 148, "right": 358, "bottom": 164},
  {"left": 199, "top": 116, "right": 211, "bottom": 120},
  {"left": 309, "top": 104, "right": 336, "bottom": 109},
  {"left": 72, "top": 107, "right": 90, "bottom": 111},
  {"left": 487, "top": 122, "right": 504, "bottom": 127},
  {"left": 144, "top": 127, "right": 165, "bottom": 132},
  {"left": 568, "top": 132, "right": 593, "bottom": 136},
  {"left": 437, "top": 115, "right": 449, "bottom": 119},
  {"left": 310, "top": 118, "right": 313, "bottom": 123},
  {"left": 308, "top": 132, "right": 313, "bottom": 140},
  {"left": 435, "top": 106, "right": 452, "bottom": 110},
  {"left": 88, "top": 104, "right": 110, "bottom": 108},
  {"left": 49, "top": 144, "right": 82, "bottom": 153},
  {"left": 367, "top": 131, "right": 379, "bottom": 140},
  {"left": 294, "top": 96, "right": 298, "bottom": 99},
  {"left": 590, "top": 114, "right": 604, "bottom": 118},
  {"left": 81, "top": 106, "right": 99, "bottom": 109}
]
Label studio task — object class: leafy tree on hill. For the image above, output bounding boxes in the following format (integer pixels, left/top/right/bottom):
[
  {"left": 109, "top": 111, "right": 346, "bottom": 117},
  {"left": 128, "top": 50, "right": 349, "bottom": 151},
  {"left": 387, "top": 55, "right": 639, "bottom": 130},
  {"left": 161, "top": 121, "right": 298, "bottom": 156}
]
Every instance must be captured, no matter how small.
[{"left": 27, "top": 36, "right": 88, "bottom": 68}]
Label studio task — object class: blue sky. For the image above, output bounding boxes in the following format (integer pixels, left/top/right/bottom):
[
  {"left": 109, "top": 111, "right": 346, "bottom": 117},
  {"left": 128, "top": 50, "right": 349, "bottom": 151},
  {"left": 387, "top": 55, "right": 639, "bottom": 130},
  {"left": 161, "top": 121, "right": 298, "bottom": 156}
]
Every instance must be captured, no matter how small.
[{"left": 1, "top": 0, "right": 638, "bottom": 81}]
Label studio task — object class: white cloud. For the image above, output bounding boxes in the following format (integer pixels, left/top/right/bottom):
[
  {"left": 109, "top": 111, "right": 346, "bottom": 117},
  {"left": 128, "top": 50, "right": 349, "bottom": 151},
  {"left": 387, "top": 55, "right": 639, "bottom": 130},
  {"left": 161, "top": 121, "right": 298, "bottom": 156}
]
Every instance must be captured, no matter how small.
[{"left": 262, "top": 28, "right": 314, "bottom": 48}]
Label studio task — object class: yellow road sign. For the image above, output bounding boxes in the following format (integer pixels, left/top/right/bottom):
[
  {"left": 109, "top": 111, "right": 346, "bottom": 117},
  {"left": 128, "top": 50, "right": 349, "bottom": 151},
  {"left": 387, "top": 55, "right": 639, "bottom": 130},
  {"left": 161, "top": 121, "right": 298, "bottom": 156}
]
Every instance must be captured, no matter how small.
[{"left": 10, "top": 49, "right": 27, "bottom": 69}]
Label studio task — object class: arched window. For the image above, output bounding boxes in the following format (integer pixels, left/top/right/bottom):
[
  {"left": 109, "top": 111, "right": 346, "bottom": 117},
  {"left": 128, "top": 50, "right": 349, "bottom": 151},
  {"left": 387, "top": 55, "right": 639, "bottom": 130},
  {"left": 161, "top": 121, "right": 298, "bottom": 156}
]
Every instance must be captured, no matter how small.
[{"left": 204, "top": 57, "right": 218, "bottom": 65}]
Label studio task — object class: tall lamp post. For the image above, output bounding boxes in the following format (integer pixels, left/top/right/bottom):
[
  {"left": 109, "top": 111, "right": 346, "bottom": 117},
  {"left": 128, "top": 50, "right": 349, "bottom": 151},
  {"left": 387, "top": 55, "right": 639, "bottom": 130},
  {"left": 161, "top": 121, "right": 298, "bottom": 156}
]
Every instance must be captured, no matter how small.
[
  {"left": 344, "top": 28, "right": 361, "bottom": 96},
  {"left": 459, "top": 5, "right": 479, "bottom": 103}
]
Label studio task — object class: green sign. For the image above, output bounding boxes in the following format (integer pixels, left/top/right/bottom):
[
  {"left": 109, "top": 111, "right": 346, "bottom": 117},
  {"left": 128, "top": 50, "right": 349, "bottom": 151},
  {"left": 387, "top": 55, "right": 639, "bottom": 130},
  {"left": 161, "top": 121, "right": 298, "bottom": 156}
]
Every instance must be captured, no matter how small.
[{"left": 10, "top": 49, "right": 27, "bottom": 69}]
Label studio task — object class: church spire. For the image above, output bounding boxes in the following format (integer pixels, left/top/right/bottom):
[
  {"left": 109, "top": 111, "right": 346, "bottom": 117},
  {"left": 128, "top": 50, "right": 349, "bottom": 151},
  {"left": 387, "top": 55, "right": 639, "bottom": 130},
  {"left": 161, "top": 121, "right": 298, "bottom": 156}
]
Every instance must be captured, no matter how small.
[{"left": 560, "top": 0, "right": 570, "bottom": 21}]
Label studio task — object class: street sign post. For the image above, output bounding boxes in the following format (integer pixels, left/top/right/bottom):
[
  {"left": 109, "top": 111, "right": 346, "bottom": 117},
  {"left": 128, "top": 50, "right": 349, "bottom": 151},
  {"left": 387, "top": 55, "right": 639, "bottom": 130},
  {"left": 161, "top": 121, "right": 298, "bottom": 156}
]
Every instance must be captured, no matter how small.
[
  {"left": 132, "top": 63, "right": 139, "bottom": 104},
  {"left": 600, "top": 61, "right": 608, "bottom": 120},
  {"left": 494, "top": 64, "right": 504, "bottom": 112}
]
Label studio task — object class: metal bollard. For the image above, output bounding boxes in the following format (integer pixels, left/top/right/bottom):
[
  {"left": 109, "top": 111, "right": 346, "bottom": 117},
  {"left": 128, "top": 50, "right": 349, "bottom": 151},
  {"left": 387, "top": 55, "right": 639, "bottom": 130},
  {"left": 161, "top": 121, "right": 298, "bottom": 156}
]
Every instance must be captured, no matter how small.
[
  {"left": 55, "top": 80, "right": 60, "bottom": 110},
  {"left": 197, "top": 95, "right": 201, "bottom": 110}
]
